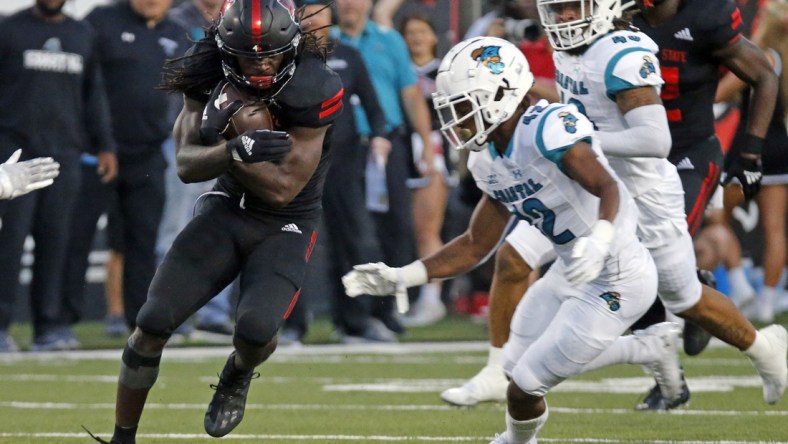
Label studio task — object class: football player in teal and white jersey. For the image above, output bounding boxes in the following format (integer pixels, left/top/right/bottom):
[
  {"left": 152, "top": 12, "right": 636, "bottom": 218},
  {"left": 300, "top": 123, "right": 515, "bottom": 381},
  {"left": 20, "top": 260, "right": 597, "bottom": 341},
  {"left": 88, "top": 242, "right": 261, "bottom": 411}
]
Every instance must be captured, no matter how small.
[
  {"left": 342, "top": 37, "right": 682, "bottom": 444},
  {"left": 534, "top": 0, "right": 786, "bottom": 410}
]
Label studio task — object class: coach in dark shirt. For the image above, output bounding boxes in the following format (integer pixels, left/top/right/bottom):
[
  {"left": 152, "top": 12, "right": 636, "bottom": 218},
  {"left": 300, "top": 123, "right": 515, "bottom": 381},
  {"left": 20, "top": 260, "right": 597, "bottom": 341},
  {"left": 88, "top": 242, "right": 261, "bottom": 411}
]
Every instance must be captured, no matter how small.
[
  {"left": 84, "top": 0, "right": 188, "bottom": 329},
  {"left": 0, "top": 0, "right": 115, "bottom": 352}
]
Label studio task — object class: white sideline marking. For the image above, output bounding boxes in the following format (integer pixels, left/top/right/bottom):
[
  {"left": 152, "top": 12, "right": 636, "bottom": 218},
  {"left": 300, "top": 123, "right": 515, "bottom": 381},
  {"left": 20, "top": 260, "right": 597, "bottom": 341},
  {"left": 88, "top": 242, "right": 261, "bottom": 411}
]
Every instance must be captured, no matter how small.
[
  {"left": 0, "top": 433, "right": 784, "bottom": 443},
  {"left": 0, "top": 341, "right": 491, "bottom": 362},
  {"left": 2, "top": 401, "right": 787, "bottom": 417}
]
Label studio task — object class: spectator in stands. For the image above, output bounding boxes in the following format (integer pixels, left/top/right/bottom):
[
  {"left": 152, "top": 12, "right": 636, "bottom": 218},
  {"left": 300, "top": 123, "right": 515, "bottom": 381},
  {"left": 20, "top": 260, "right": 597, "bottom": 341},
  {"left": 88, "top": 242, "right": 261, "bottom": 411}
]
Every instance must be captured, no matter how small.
[
  {"left": 398, "top": 12, "right": 456, "bottom": 327},
  {"left": 83, "top": 0, "right": 188, "bottom": 329},
  {"left": 0, "top": 0, "right": 115, "bottom": 352},
  {"left": 334, "top": 0, "right": 434, "bottom": 337},
  {"left": 294, "top": 0, "right": 395, "bottom": 344}
]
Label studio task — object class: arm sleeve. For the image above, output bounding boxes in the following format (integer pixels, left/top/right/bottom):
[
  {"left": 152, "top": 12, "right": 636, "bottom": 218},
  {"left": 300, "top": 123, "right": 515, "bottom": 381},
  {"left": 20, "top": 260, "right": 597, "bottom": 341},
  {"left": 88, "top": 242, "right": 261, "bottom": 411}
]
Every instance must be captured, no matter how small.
[
  {"left": 351, "top": 49, "right": 387, "bottom": 139},
  {"left": 595, "top": 104, "right": 672, "bottom": 158}
]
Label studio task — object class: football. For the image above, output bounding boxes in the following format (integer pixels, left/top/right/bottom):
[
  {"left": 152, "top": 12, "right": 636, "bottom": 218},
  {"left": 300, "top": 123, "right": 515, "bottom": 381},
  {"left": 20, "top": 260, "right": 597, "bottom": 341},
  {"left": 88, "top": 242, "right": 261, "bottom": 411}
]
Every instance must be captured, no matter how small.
[{"left": 215, "top": 82, "right": 275, "bottom": 139}]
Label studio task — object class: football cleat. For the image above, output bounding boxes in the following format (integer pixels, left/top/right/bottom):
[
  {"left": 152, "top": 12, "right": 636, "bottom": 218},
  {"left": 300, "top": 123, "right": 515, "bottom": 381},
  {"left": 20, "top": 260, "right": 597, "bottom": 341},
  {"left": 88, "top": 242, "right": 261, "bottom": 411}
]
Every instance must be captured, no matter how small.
[
  {"left": 204, "top": 352, "right": 259, "bottom": 437},
  {"left": 441, "top": 364, "right": 508, "bottom": 406},
  {"left": 749, "top": 324, "right": 788, "bottom": 404},
  {"left": 82, "top": 426, "right": 124, "bottom": 444},
  {"left": 635, "top": 376, "right": 690, "bottom": 411},
  {"left": 635, "top": 322, "right": 685, "bottom": 403},
  {"left": 489, "top": 433, "right": 510, "bottom": 444}
]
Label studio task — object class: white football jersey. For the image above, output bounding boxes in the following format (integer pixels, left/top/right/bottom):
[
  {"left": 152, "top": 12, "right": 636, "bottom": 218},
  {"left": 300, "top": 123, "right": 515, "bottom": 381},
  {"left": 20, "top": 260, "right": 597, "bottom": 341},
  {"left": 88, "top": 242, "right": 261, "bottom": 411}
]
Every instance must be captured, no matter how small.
[
  {"left": 467, "top": 100, "right": 639, "bottom": 264},
  {"left": 553, "top": 30, "right": 677, "bottom": 197}
]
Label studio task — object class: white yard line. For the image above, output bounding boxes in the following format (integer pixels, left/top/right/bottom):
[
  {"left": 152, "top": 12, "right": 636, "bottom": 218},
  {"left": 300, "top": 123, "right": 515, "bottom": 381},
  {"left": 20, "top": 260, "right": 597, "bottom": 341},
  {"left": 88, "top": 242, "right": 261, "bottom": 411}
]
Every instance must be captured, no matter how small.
[{"left": 0, "top": 432, "right": 784, "bottom": 443}]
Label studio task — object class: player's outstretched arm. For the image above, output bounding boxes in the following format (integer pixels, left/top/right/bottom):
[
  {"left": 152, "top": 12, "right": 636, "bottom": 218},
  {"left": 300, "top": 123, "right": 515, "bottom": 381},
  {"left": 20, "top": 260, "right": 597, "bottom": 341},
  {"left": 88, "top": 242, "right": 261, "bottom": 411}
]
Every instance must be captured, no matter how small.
[
  {"left": 0, "top": 149, "right": 60, "bottom": 200},
  {"left": 562, "top": 141, "right": 620, "bottom": 286},
  {"left": 342, "top": 194, "right": 511, "bottom": 313}
]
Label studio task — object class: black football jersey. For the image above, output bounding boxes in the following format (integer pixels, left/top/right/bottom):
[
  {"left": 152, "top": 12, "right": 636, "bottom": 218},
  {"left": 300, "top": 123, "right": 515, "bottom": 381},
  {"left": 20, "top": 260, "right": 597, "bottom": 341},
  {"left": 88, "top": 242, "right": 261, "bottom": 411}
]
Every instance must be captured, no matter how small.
[
  {"left": 214, "top": 52, "right": 344, "bottom": 217},
  {"left": 633, "top": 0, "right": 743, "bottom": 155}
]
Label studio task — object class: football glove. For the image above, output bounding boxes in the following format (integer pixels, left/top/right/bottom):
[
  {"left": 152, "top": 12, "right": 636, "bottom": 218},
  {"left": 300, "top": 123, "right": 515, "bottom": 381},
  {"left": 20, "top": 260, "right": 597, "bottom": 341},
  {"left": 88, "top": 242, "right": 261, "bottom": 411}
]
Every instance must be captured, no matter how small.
[
  {"left": 342, "top": 261, "right": 429, "bottom": 314},
  {"left": 721, "top": 155, "right": 762, "bottom": 201},
  {"left": 200, "top": 82, "right": 243, "bottom": 145},
  {"left": 0, "top": 149, "right": 60, "bottom": 200},
  {"left": 564, "top": 220, "right": 615, "bottom": 287},
  {"left": 227, "top": 129, "right": 291, "bottom": 164}
]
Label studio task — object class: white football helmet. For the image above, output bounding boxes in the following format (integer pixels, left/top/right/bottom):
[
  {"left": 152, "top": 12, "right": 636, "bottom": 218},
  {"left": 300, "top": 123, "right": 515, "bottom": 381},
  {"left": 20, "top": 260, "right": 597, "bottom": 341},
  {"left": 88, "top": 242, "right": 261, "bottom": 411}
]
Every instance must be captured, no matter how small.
[
  {"left": 537, "top": 0, "right": 634, "bottom": 50},
  {"left": 432, "top": 37, "right": 534, "bottom": 152}
]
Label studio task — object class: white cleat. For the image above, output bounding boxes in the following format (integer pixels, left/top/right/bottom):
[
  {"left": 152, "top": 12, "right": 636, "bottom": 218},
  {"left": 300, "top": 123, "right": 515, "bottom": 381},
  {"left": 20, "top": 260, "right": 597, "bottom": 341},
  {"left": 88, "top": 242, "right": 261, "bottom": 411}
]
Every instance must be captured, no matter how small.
[
  {"left": 635, "top": 321, "right": 684, "bottom": 403},
  {"left": 441, "top": 364, "right": 508, "bottom": 406},
  {"left": 489, "top": 433, "right": 510, "bottom": 444},
  {"left": 751, "top": 325, "right": 788, "bottom": 404}
]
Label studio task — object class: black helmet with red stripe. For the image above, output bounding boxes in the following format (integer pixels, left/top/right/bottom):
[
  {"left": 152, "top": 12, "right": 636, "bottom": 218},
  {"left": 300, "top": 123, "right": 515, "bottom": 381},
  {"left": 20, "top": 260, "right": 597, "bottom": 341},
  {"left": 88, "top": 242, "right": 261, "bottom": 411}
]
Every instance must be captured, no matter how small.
[{"left": 216, "top": 0, "right": 301, "bottom": 98}]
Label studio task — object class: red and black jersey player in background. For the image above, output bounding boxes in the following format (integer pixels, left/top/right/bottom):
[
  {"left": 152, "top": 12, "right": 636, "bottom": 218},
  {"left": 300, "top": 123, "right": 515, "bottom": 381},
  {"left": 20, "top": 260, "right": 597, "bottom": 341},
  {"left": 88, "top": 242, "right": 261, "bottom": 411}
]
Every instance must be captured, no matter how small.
[
  {"left": 85, "top": 0, "right": 343, "bottom": 443},
  {"left": 628, "top": 0, "right": 778, "bottom": 410}
]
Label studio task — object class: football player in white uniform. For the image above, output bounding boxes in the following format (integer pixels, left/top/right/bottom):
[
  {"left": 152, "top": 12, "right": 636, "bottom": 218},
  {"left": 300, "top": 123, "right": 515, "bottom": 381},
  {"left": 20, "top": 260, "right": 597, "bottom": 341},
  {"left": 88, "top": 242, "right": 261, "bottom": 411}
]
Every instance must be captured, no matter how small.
[
  {"left": 343, "top": 37, "right": 686, "bottom": 444},
  {"left": 0, "top": 149, "right": 59, "bottom": 200},
  {"left": 492, "top": 0, "right": 786, "bottom": 410}
]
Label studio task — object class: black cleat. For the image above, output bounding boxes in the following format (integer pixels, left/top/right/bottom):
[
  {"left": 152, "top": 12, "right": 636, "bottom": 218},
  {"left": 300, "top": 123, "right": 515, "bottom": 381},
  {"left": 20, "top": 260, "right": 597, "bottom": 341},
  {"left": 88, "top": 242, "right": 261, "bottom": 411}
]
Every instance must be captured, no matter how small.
[
  {"left": 684, "top": 269, "right": 717, "bottom": 356},
  {"left": 204, "top": 352, "right": 259, "bottom": 437},
  {"left": 81, "top": 426, "right": 121, "bottom": 444},
  {"left": 635, "top": 376, "right": 690, "bottom": 411}
]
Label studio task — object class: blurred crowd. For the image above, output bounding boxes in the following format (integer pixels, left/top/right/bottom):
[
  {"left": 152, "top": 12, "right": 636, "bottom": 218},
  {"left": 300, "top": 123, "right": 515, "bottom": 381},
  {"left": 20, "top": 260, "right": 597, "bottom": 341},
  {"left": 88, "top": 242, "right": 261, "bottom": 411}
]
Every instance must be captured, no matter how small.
[{"left": 0, "top": 0, "right": 786, "bottom": 353}]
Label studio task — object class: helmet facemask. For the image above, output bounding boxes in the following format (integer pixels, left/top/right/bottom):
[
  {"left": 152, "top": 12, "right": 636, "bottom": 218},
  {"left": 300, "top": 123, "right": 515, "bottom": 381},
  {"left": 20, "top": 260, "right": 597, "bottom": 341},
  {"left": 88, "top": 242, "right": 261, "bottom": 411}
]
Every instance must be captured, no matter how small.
[
  {"left": 216, "top": 0, "right": 301, "bottom": 100},
  {"left": 537, "top": 0, "right": 625, "bottom": 50},
  {"left": 432, "top": 37, "right": 534, "bottom": 152}
]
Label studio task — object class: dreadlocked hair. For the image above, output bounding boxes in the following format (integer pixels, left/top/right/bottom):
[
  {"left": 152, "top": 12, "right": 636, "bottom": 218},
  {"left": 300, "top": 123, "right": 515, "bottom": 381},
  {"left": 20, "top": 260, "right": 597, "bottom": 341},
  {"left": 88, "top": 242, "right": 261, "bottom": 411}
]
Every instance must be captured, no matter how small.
[
  {"left": 160, "top": 28, "right": 224, "bottom": 97},
  {"left": 296, "top": 2, "right": 333, "bottom": 60},
  {"left": 613, "top": 9, "right": 637, "bottom": 31}
]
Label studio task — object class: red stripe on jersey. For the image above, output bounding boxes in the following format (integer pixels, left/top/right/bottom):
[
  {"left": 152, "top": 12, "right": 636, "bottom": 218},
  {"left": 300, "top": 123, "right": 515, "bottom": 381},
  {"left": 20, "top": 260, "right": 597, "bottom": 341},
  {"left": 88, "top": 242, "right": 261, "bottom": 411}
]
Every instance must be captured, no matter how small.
[
  {"left": 305, "top": 230, "right": 317, "bottom": 262},
  {"left": 283, "top": 288, "right": 301, "bottom": 320},
  {"left": 731, "top": 8, "right": 742, "bottom": 30},
  {"left": 319, "top": 102, "right": 342, "bottom": 119},
  {"left": 666, "top": 108, "right": 682, "bottom": 123},
  {"left": 321, "top": 88, "right": 344, "bottom": 110},
  {"left": 687, "top": 162, "right": 721, "bottom": 236},
  {"left": 251, "top": 0, "right": 263, "bottom": 40}
]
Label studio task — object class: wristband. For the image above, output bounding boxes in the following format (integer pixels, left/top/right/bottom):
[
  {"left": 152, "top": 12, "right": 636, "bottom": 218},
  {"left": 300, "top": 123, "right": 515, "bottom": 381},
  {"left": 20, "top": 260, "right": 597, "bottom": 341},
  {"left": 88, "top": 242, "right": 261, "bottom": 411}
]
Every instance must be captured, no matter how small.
[
  {"left": 590, "top": 220, "right": 615, "bottom": 245},
  {"left": 399, "top": 260, "right": 429, "bottom": 287},
  {"left": 742, "top": 134, "right": 764, "bottom": 157}
]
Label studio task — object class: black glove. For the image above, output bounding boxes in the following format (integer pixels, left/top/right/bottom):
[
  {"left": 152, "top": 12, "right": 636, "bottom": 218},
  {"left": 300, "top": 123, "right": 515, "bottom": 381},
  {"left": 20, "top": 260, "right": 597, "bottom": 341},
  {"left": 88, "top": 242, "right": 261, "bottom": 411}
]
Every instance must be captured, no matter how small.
[
  {"left": 226, "top": 129, "right": 291, "bottom": 163},
  {"left": 200, "top": 82, "right": 243, "bottom": 145},
  {"left": 721, "top": 135, "right": 764, "bottom": 201}
]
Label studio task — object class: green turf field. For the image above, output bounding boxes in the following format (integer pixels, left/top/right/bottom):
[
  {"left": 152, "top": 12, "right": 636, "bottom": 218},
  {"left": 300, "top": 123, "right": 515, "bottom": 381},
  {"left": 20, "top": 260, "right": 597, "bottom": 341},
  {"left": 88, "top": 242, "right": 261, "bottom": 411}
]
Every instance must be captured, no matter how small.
[{"left": 1, "top": 316, "right": 786, "bottom": 443}]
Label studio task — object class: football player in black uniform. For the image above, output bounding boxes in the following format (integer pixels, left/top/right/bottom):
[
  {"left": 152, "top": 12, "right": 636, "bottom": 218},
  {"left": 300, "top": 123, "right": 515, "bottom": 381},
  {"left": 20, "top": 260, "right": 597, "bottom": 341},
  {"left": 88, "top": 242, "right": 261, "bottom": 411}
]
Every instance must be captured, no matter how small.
[
  {"left": 631, "top": 0, "right": 779, "bottom": 409},
  {"left": 87, "top": 0, "right": 343, "bottom": 442}
]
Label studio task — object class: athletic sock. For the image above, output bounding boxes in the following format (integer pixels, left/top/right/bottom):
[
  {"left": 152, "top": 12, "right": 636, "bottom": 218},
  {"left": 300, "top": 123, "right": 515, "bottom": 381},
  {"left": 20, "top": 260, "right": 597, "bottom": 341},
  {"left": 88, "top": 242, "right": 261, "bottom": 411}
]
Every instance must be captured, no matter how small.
[
  {"left": 505, "top": 407, "right": 548, "bottom": 444},
  {"left": 488, "top": 346, "right": 504, "bottom": 368},
  {"left": 582, "top": 334, "right": 658, "bottom": 373}
]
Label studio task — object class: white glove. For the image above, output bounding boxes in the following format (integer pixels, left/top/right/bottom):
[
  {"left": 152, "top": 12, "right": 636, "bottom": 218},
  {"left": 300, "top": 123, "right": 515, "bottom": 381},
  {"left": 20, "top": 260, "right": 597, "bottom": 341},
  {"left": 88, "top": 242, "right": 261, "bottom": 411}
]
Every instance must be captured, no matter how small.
[
  {"left": 564, "top": 220, "right": 615, "bottom": 287},
  {"left": 342, "top": 261, "right": 429, "bottom": 314},
  {"left": 0, "top": 149, "right": 60, "bottom": 200}
]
